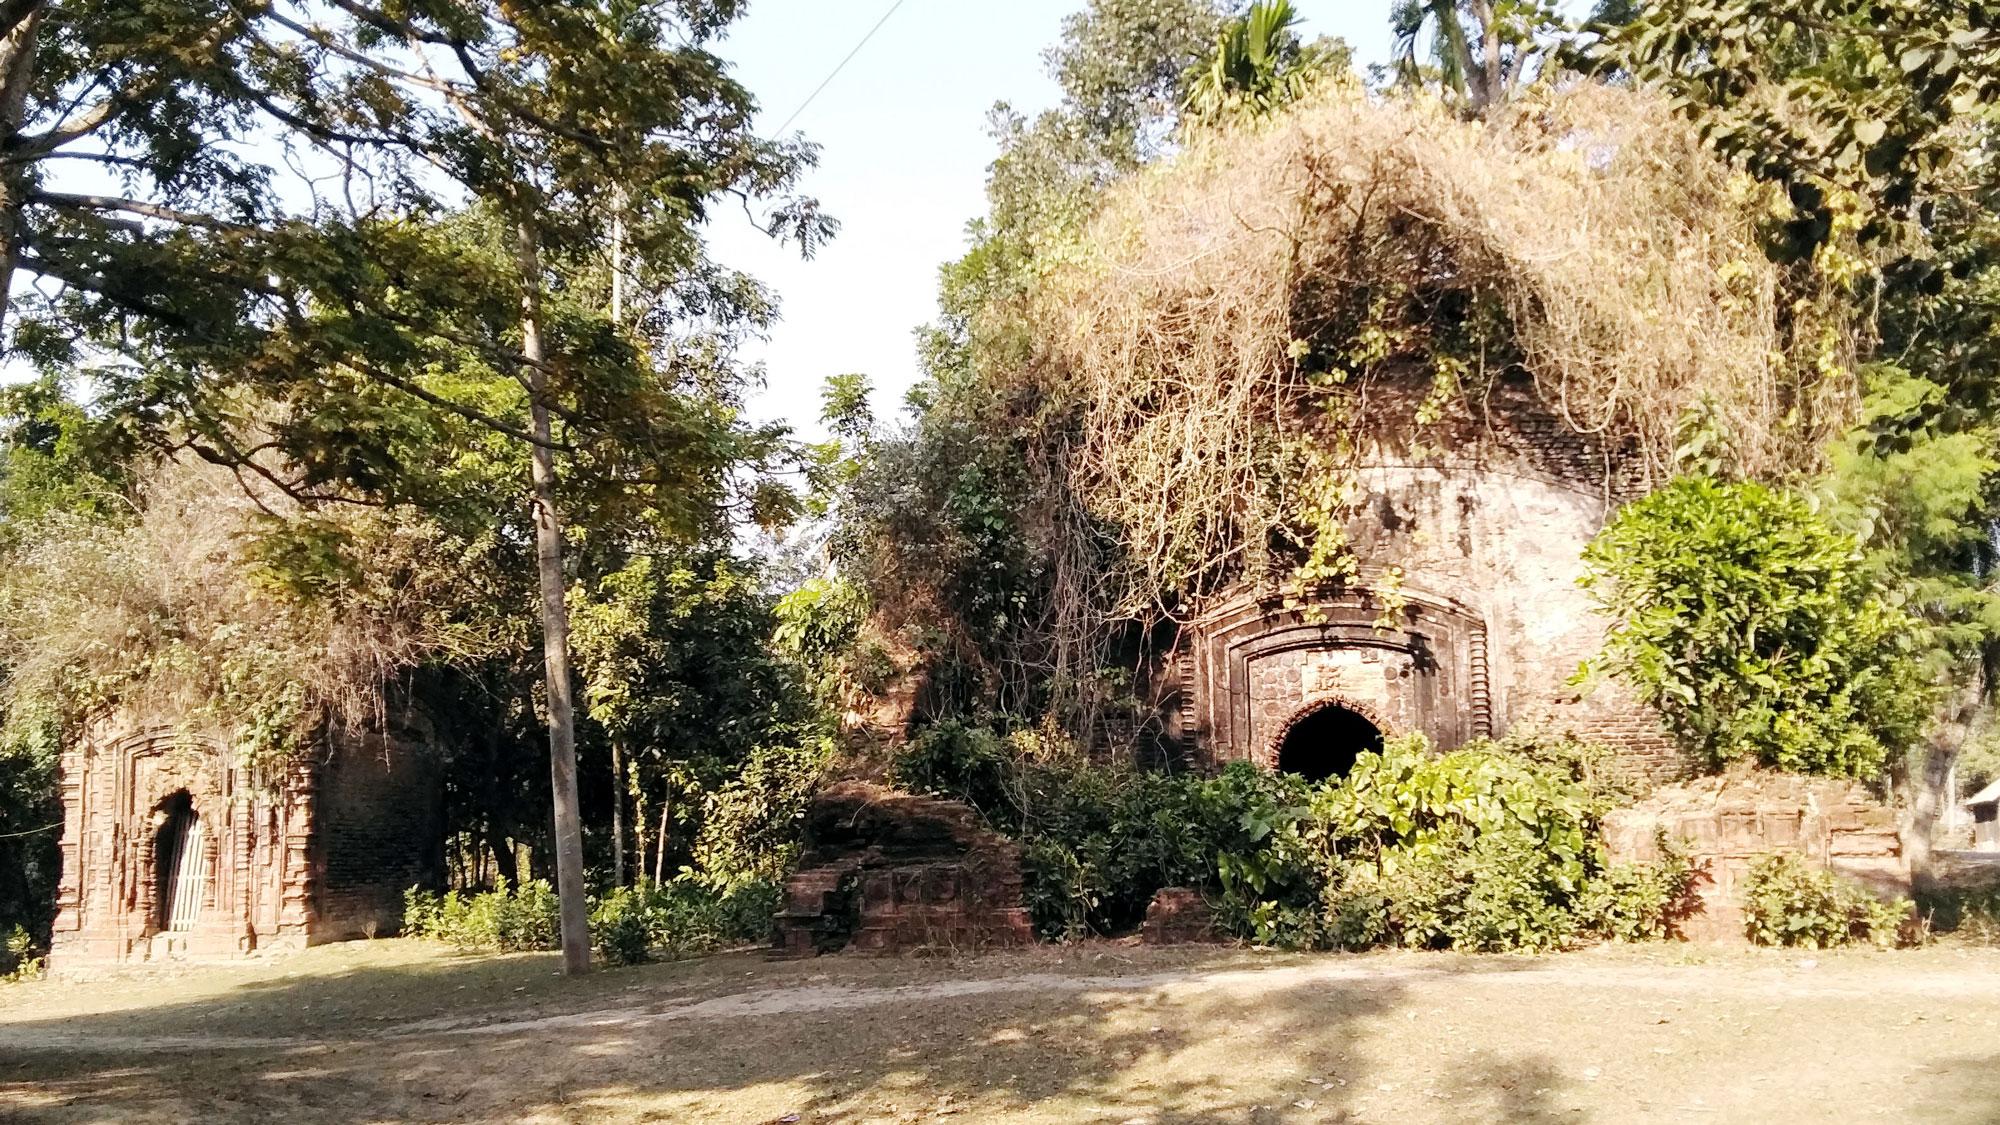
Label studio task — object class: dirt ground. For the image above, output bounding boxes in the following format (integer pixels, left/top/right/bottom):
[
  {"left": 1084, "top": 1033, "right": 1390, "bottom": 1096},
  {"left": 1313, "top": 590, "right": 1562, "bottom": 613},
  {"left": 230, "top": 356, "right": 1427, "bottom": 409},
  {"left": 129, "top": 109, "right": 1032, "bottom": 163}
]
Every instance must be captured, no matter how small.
[{"left": 3, "top": 939, "right": 1998, "bottom": 1124}]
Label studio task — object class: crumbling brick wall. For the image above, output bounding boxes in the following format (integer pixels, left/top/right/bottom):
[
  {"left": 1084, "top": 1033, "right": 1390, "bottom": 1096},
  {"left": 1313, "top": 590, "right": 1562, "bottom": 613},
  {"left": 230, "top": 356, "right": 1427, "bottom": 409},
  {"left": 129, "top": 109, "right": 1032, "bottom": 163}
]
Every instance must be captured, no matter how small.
[
  {"left": 1601, "top": 768, "right": 1908, "bottom": 942},
  {"left": 775, "top": 782, "right": 1034, "bottom": 957},
  {"left": 314, "top": 724, "right": 443, "bottom": 940}
]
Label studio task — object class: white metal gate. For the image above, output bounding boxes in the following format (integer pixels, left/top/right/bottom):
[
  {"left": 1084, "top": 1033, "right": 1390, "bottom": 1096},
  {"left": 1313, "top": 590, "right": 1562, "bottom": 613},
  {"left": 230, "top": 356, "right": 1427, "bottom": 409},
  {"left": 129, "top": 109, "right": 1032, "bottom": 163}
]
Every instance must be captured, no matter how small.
[{"left": 163, "top": 814, "right": 208, "bottom": 933}]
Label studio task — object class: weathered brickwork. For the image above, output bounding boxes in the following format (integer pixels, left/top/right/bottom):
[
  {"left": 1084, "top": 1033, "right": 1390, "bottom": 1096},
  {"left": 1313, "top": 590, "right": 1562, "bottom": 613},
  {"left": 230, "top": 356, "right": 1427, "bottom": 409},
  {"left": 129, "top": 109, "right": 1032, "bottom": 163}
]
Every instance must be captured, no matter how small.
[
  {"left": 50, "top": 717, "right": 440, "bottom": 969},
  {"left": 1141, "top": 887, "right": 1219, "bottom": 945},
  {"left": 775, "top": 782, "right": 1035, "bottom": 957},
  {"left": 1601, "top": 769, "right": 1909, "bottom": 942},
  {"left": 1166, "top": 375, "right": 1681, "bottom": 781}
]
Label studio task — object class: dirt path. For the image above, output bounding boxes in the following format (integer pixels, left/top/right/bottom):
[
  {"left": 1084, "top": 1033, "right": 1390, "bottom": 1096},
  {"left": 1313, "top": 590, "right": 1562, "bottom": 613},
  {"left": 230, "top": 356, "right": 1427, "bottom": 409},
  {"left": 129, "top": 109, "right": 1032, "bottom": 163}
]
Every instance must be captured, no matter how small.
[{"left": 7, "top": 942, "right": 2000, "bottom": 1122}]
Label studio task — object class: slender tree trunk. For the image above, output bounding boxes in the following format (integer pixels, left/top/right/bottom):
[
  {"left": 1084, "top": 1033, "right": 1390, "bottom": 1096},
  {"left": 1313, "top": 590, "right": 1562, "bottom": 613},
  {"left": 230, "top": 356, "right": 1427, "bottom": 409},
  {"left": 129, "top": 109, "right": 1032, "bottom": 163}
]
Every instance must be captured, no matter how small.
[
  {"left": 632, "top": 784, "right": 649, "bottom": 887},
  {"left": 1469, "top": 0, "right": 1502, "bottom": 111},
  {"left": 610, "top": 738, "right": 627, "bottom": 887},
  {"left": 604, "top": 195, "right": 629, "bottom": 891},
  {"left": 654, "top": 793, "right": 670, "bottom": 885},
  {"left": 1428, "top": 0, "right": 1476, "bottom": 111},
  {"left": 0, "top": 8, "right": 45, "bottom": 339},
  {"left": 518, "top": 219, "right": 591, "bottom": 975}
]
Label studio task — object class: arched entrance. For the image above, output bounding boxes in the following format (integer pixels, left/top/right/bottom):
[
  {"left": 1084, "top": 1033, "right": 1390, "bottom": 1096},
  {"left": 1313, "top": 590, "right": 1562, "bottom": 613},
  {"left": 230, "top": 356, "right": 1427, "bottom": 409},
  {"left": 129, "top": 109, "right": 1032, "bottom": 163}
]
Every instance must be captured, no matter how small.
[
  {"left": 151, "top": 790, "right": 208, "bottom": 934},
  {"left": 1274, "top": 701, "right": 1384, "bottom": 783}
]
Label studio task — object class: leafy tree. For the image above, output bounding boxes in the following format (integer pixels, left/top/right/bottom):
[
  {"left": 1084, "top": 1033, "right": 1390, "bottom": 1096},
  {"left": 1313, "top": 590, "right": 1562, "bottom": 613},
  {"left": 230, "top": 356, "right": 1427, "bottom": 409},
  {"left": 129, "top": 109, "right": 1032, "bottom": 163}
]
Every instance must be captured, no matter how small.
[
  {"left": 1580, "top": 477, "right": 1934, "bottom": 779},
  {"left": 1606, "top": 1, "right": 2000, "bottom": 852},
  {"left": 570, "top": 551, "right": 811, "bottom": 885},
  {"left": 1389, "top": 0, "right": 1570, "bottom": 112},
  {"left": 1607, "top": 0, "right": 2000, "bottom": 259},
  {"left": 1183, "top": 0, "right": 1350, "bottom": 122}
]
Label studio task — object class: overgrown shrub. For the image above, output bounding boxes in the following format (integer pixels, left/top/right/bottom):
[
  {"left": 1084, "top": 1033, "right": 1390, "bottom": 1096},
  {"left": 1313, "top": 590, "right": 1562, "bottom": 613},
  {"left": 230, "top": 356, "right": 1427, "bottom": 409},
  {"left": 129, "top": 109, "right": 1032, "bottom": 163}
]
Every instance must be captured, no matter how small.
[
  {"left": 897, "top": 723, "right": 1653, "bottom": 953},
  {"left": 690, "top": 738, "right": 835, "bottom": 887},
  {"left": 1741, "top": 852, "right": 1912, "bottom": 948},
  {"left": 1918, "top": 884, "right": 2000, "bottom": 946},
  {"left": 402, "top": 878, "right": 559, "bottom": 952},
  {"left": 1577, "top": 835, "right": 1702, "bottom": 942},
  {"left": 406, "top": 876, "right": 778, "bottom": 964},
  {"left": 1217, "top": 734, "right": 1604, "bottom": 952},
  {"left": 0, "top": 925, "right": 43, "bottom": 983},
  {"left": 894, "top": 721, "right": 1253, "bottom": 938},
  {"left": 1580, "top": 476, "right": 1933, "bottom": 779}
]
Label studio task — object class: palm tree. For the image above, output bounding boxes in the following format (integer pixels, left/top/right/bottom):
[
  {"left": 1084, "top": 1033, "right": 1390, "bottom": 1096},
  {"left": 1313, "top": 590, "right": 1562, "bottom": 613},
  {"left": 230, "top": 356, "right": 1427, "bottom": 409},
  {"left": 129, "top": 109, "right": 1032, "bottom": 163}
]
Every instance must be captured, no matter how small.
[
  {"left": 1390, "top": 0, "right": 1570, "bottom": 114},
  {"left": 1183, "top": 0, "right": 1344, "bottom": 122}
]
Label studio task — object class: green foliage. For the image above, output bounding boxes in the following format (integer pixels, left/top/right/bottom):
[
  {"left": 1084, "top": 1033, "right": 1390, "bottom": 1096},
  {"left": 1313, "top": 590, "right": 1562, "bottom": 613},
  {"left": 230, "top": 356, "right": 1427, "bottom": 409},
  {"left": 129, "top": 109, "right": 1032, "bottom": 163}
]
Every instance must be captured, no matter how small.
[
  {"left": 1741, "top": 853, "right": 1914, "bottom": 949},
  {"left": 1183, "top": 1, "right": 1351, "bottom": 122},
  {"left": 1581, "top": 477, "right": 1934, "bottom": 778},
  {"left": 586, "top": 879, "right": 780, "bottom": 967},
  {"left": 689, "top": 739, "right": 835, "bottom": 889},
  {"left": 894, "top": 722, "right": 1245, "bottom": 938},
  {"left": 1917, "top": 883, "right": 2000, "bottom": 947},
  {"left": 402, "top": 878, "right": 561, "bottom": 954},
  {"left": 0, "top": 926, "right": 44, "bottom": 984},
  {"left": 1391, "top": 0, "right": 1573, "bottom": 113},
  {"left": 1608, "top": 0, "right": 2000, "bottom": 260},
  {"left": 1577, "top": 835, "right": 1703, "bottom": 942},
  {"left": 406, "top": 876, "right": 776, "bottom": 966},
  {"left": 1218, "top": 734, "right": 1604, "bottom": 952},
  {"left": 897, "top": 724, "right": 1663, "bottom": 953}
]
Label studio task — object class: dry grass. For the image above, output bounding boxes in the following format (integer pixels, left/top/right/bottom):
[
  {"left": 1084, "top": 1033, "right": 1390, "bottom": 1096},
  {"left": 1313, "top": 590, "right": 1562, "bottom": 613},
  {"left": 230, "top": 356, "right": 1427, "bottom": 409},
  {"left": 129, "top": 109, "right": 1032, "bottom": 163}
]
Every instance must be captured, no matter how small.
[
  {"left": 3, "top": 939, "right": 1997, "bottom": 1123},
  {"left": 0, "top": 461, "right": 493, "bottom": 762}
]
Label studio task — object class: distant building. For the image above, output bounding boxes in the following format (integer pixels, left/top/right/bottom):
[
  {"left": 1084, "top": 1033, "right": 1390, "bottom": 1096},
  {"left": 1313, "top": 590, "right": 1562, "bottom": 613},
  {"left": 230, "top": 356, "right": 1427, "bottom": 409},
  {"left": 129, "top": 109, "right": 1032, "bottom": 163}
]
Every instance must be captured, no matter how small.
[{"left": 1969, "top": 778, "right": 2000, "bottom": 853}]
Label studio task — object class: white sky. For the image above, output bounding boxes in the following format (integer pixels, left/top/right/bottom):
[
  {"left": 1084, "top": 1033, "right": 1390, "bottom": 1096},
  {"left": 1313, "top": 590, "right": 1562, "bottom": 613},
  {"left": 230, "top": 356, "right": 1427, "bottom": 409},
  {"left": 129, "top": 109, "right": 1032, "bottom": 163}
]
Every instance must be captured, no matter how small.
[{"left": 705, "top": 1, "right": 1410, "bottom": 440}]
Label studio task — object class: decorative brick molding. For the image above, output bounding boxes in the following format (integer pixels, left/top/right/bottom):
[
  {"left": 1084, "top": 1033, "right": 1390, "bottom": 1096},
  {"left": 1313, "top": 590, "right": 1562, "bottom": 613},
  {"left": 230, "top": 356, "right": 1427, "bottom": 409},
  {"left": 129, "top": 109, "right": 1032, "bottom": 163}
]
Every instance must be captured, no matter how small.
[
  {"left": 774, "top": 781, "right": 1035, "bottom": 957},
  {"left": 50, "top": 718, "right": 439, "bottom": 970},
  {"left": 1174, "top": 584, "right": 1490, "bottom": 767},
  {"left": 1601, "top": 769, "right": 1909, "bottom": 942}
]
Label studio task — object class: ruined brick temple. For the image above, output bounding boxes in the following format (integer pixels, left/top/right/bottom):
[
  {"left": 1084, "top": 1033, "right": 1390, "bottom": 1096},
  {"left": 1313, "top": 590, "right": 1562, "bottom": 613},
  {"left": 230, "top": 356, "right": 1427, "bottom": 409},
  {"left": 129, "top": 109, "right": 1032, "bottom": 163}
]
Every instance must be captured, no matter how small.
[
  {"left": 1159, "top": 376, "right": 1677, "bottom": 782},
  {"left": 50, "top": 719, "right": 441, "bottom": 967}
]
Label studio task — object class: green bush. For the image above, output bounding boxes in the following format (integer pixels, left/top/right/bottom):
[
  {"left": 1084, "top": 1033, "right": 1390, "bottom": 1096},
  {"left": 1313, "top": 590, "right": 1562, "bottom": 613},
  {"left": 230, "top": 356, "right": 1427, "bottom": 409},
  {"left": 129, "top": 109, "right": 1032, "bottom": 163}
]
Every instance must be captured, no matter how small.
[
  {"left": 895, "top": 721, "right": 1254, "bottom": 939},
  {"left": 691, "top": 738, "right": 834, "bottom": 887},
  {"left": 406, "top": 876, "right": 778, "bottom": 963},
  {"left": 897, "top": 723, "right": 1650, "bottom": 954},
  {"left": 1580, "top": 476, "right": 1933, "bottom": 779},
  {"left": 1217, "top": 734, "right": 1604, "bottom": 952},
  {"left": 591, "top": 887, "right": 656, "bottom": 966},
  {"left": 401, "top": 878, "right": 560, "bottom": 952},
  {"left": 1917, "top": 884, "right": 2000, "bottom": 946},
  {"left": 1741, "top": 852, "right": 1912, "bottom": 948},
  {"left": 0, "top": 925, "right": 43, "bottom": 983},
  {"left": 1577, "top": 835, "right": 1702, "bottom": 942}
]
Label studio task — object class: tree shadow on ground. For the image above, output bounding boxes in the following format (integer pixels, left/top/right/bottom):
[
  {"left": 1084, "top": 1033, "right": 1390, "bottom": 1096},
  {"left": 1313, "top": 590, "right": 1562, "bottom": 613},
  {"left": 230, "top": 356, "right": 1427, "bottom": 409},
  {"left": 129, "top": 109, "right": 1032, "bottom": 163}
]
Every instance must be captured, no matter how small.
[{"left": 11, "top": 942, "right": 1999, "bottom": 1124}]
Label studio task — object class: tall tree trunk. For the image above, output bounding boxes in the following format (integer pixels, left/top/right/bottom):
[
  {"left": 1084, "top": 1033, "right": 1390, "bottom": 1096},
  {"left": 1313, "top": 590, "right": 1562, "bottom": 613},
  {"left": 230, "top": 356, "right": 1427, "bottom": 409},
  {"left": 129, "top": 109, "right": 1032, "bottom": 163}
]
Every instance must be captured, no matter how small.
[
  {"left": 605, "top": 194, "right": 629, "bottom": 891},
  {"left": 1909, "top": 672, "right": 1985, "bottom": 888},
  {"left": 1469, "top": 0, "right": 1503, "bottom": 112},
  {"left": 1428, "top": 0, "right": 1476, "bottom": 111},
  {"left": 610, "top": 738, "right": 627, "bottom": 887},
  {"left": 0, "top": 7, "right": 45, "bottom": 338},
  {"left": 518, "top": 219, "right": 591, "bottom": 975}
]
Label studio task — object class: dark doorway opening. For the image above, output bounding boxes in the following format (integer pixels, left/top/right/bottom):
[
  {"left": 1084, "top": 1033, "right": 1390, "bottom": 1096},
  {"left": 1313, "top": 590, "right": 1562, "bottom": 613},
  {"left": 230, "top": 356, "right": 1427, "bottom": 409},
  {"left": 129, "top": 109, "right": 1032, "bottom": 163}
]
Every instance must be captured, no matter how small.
[
  {"left": 152, "top": 790, "right": 206, "bottom": 934},
  {"left": 1276, "top": 703, "right": 1384, "bottom": 783}
]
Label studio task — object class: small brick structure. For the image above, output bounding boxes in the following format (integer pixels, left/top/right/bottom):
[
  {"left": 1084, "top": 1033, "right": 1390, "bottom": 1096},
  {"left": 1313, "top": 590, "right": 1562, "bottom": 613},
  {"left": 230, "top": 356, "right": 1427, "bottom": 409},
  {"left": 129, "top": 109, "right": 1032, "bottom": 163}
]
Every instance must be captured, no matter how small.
[
  {"left": 774, "top": 781, "right": 1035, "bottom": 957},
  {"left": 50, "top": 717, "right": 440, "bottom": 969},
  {"left": 1601, "top": 768, "right": 1908, "bottom": 942},
  {"left": 1141, "top": 887, "right": 1220, "bottom": 945}
]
